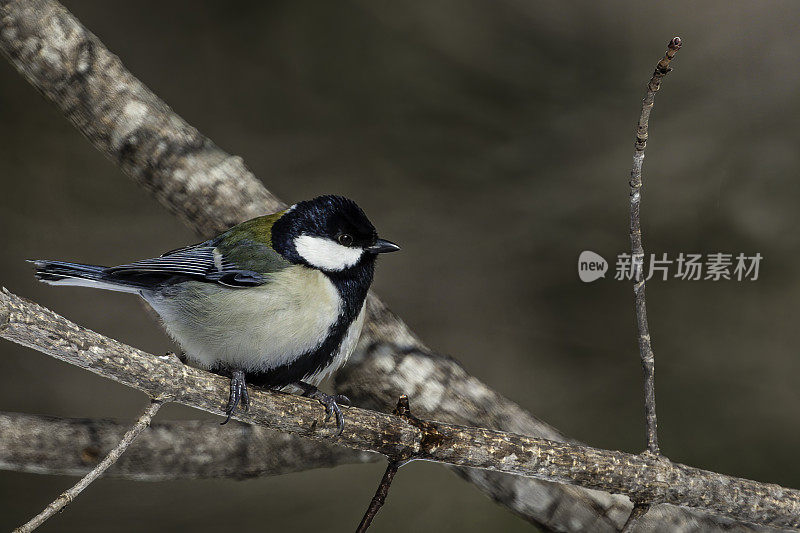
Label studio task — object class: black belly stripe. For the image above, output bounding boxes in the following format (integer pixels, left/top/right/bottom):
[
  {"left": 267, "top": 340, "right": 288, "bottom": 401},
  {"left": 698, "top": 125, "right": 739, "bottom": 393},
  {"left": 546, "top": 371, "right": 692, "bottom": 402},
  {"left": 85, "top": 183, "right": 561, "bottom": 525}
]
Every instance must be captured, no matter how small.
[{"left": 247, "top": 259, "right": 374, "bottom": 388}]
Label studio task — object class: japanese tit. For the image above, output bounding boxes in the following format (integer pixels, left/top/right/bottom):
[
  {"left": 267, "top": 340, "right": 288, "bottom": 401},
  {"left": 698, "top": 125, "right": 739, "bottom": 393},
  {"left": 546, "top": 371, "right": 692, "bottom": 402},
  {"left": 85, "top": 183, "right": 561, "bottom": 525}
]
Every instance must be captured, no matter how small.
[{"left": 31, "top": 195, "right": 399, "bottom": 432}]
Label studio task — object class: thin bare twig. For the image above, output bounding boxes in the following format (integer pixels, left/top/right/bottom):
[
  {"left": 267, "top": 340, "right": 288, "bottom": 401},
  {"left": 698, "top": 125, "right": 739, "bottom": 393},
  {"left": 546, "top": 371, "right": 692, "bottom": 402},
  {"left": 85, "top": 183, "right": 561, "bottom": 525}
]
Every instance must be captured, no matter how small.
[
  {"left": 356, "top": 460, "right": 402, "bottom": 533},
  {"left": 356, "top": 395, "right": 417, "bottom": 532},
  {"left": 14, "top": 399, "right": 163, "bottom": 533},
  {"left": 629, "top": 36, "right": 682, "bottom": 456}
]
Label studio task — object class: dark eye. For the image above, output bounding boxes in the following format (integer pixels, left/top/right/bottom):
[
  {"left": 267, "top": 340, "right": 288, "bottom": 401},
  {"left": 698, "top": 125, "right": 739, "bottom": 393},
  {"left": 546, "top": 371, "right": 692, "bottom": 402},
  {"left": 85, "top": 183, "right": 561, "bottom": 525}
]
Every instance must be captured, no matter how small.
[{"left": 338, "top": 233, "right": 354, "bottom": 246}]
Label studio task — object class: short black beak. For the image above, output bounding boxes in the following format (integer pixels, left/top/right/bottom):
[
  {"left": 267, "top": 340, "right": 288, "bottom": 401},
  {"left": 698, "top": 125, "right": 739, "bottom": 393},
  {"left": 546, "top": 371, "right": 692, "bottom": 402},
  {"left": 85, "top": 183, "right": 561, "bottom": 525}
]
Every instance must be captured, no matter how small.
[{"left": 367, "top": 238, "right": 401, "bottom": 254}]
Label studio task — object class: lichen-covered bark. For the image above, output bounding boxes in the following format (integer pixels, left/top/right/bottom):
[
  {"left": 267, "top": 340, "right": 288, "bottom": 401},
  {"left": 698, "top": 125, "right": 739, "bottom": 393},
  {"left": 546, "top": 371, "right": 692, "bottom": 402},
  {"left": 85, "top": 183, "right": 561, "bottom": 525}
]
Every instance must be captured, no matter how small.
[
  {"left": 0, "top": 412, "right": 378, "bottom": 481},
  {"left": 1, "top": 289, "right": 798, "bottom": 529},
  {"left": 0, "top": 1, "right": 786, "bottom": 531}
]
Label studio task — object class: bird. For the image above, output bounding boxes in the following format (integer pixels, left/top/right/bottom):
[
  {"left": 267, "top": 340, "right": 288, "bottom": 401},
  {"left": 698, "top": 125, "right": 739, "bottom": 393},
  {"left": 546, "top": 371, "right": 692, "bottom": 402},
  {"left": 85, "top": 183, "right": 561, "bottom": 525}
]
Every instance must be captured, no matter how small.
[{"left": 31, "top": 195, "right": 399, "bottom": 433}]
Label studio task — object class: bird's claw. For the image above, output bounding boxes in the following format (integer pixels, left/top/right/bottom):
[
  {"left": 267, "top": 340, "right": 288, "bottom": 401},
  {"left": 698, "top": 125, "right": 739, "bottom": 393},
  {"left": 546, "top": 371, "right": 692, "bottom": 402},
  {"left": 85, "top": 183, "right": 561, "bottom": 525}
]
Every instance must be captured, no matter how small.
[
  {"left": 222, "top": 369, "right": 249, "bottom": 425},
  {"left": 304, "top": 388, "right": 349, "bottom": 436},
  {"left": 331, "top": 393, "right": 351, "bottom": 408}
]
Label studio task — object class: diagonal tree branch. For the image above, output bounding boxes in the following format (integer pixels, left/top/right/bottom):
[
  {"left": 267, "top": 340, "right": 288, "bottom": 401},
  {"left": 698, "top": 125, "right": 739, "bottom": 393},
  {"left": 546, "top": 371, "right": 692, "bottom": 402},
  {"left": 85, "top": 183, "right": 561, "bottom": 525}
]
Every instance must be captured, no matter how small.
[
  {"left": 0, "top": 412, "right": 378, "bottom": 480},
  {"left": 0, "top": 1, "right": 780, "bottom": 531},
  {"left": 1, "top": 288, "right": 799, "bottom": 530}
]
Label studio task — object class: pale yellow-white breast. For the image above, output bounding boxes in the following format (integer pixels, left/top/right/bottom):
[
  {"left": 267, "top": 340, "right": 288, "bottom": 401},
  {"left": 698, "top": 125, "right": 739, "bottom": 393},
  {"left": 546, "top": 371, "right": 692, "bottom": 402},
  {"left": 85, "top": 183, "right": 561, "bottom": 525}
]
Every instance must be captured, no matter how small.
[{"left": 143, "top": 265, "right": 346, "bottom": 373}]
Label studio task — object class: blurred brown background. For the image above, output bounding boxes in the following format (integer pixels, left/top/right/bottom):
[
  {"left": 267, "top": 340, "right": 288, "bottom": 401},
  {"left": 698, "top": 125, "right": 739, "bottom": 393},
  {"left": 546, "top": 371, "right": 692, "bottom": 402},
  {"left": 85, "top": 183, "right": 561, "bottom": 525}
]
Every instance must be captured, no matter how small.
[{"left": 2, "top": 1, "right": 800, "bottom": 531}]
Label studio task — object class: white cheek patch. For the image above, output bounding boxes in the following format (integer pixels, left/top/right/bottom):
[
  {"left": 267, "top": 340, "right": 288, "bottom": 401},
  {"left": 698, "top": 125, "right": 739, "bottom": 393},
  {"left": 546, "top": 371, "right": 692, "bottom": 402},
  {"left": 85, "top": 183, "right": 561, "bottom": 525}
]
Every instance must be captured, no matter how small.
[{"left": 294, "top": 235, "right": 363, "bottom": 271}]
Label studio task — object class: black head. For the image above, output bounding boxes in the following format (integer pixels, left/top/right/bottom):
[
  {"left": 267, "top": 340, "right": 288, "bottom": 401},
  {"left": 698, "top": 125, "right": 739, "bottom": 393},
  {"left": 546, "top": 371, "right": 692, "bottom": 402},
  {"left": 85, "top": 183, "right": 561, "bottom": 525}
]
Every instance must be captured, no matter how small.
[{"left": 271, "top": 195, "right": 399, "bottom": 273}]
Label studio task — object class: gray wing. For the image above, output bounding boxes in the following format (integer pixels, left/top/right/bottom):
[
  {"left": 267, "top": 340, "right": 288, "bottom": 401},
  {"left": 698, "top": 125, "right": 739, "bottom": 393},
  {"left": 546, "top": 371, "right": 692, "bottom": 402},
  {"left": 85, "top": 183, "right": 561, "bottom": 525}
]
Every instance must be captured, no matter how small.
[{"left": 105, "top": 244, "right": 267, "bottom": 288}]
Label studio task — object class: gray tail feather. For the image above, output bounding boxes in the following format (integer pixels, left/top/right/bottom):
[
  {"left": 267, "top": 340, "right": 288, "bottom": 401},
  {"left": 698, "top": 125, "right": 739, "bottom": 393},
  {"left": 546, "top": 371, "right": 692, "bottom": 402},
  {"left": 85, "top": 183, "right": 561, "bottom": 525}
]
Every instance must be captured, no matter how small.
[
  {"left": 30, "top": 260, "right": 107, "bottom": 283},
  {"left": 29, "top": 260, "right": 141, "bottom": 293}
]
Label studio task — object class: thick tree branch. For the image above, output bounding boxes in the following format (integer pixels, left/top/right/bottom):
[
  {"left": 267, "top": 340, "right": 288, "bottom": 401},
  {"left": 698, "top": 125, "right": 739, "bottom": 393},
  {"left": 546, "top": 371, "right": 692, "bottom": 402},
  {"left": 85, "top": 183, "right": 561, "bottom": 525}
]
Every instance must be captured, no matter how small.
[
  {"left": 336, "top": 343, "right": 777, "bottom": 532},
  {"left": 1, "top": 289, "right": 799, "bottom": 529},
  {"left": 0, "top": 1, "right": 780, "bottom": 530},
  {"left": 0, "top": 412, "right": 378, "bottom": 480}
]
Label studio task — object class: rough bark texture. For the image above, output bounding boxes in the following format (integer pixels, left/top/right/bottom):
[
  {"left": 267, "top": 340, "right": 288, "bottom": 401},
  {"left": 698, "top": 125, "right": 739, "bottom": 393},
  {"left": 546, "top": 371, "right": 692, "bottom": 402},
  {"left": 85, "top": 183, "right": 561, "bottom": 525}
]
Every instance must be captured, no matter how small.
[
  {"left": 0, "top": 1, "right": 788, "bottom": 531},
  {"left": 1, "top": 289, "right": 798, "bottom": 530},
  {"left": 0, "top": 412, "right": 378, "bottom": 481},
  {"left": 336, "top": 344, "right": 777, "bottom": 532}
]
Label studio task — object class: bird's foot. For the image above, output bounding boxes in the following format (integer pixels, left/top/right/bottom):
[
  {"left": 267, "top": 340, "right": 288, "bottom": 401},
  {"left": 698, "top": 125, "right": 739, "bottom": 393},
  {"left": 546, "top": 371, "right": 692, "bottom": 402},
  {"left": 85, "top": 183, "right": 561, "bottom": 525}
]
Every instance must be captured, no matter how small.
[
  {"left": 222, "top": 369, "right": 249, "bottom": 425},
  {"left": 297, "top": 382, "right": 350, "bottom": 436}
]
